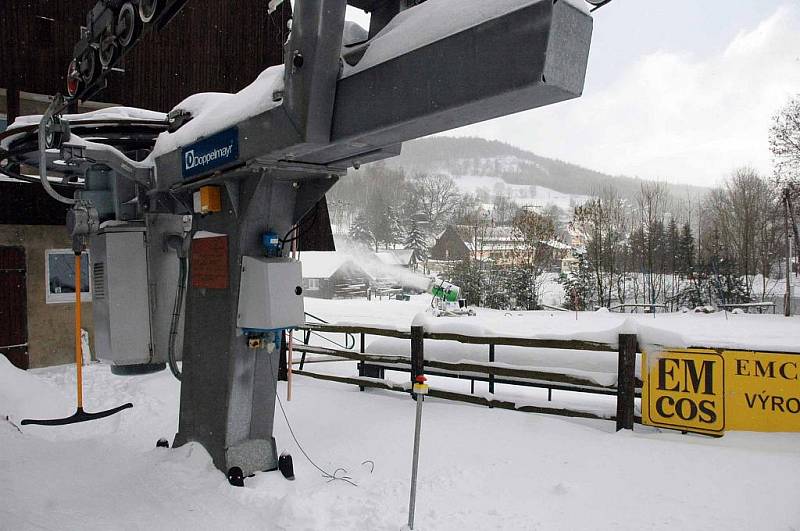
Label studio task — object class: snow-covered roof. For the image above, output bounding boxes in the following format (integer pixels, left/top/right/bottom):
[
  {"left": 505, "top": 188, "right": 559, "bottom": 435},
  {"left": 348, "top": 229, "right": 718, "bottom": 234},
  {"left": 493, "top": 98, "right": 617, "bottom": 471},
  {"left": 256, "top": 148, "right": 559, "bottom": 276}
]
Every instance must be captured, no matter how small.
[
  {"left": 375, "top": 249, "right": 415, "bottom": 266},
  {"left": 543, "top": 239, "right": 571, "bottom": 250},
  {"left": 298, "top": 251, "right": 363, "bottom": 279}
]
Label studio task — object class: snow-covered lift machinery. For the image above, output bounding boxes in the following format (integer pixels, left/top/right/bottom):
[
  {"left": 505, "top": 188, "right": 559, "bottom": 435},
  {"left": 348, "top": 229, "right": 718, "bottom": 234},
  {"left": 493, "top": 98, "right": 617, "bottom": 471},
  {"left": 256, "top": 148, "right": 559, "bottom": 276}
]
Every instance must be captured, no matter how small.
[{"left": 2, "top": 0, "right": 599, "bottom": 478}]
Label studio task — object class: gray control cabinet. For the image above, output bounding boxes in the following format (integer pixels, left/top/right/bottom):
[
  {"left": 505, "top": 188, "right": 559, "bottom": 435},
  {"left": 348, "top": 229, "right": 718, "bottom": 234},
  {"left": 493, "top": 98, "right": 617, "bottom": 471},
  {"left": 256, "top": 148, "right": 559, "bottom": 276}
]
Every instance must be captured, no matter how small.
[
  {"left": 237, "top": 257, "right": 304, "bottom": 331},
  {"left": 91, "top": 225, "right": 152, "bottom": 365}
]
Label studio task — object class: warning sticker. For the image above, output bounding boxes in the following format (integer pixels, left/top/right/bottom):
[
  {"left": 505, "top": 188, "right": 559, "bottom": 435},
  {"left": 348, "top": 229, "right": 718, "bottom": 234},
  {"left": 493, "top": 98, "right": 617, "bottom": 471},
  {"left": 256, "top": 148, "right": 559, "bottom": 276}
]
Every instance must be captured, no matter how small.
[{"left": 191, "top": 235, "right": 229, "bottom": 289}]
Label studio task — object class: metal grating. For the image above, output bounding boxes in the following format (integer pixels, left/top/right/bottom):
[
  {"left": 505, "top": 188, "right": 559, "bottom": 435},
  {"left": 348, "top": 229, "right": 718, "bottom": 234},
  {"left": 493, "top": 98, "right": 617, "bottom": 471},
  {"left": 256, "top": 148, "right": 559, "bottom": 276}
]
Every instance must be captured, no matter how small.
[{"left": 93, "top": 262, "right": 105, "bottom": 300}]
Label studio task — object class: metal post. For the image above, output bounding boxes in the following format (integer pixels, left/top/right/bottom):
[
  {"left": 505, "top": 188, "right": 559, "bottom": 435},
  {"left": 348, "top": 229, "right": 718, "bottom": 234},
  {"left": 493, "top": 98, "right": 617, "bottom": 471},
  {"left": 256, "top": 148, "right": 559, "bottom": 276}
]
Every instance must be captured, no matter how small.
[
  {"left": 408, "top": 374, "right": 428, "bottom": 530},
  {"left": 278, "top": 332, "right": 288, "bottom": 382},
  {"left": 411, "top": 325, "right": 424, "bottom": 386},
  {"left": 359, "top": 332, "right": 365, "bottom": 392},
  {"left": 786, "top": 191, "right": 793, "bottom": 317},
  {"left": 616, "top": 334, "right": 637, "bottom": 431},
  {"left": 488, "top": 343, "right": 495, "bottom": 394}
]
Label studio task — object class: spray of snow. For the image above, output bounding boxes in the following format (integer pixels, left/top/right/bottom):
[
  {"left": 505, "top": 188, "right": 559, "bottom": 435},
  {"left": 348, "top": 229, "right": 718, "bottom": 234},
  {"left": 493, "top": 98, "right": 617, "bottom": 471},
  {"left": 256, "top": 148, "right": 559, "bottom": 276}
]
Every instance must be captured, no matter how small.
[{"left": 335, "top": 241, "right": 432, "bottom": 291}]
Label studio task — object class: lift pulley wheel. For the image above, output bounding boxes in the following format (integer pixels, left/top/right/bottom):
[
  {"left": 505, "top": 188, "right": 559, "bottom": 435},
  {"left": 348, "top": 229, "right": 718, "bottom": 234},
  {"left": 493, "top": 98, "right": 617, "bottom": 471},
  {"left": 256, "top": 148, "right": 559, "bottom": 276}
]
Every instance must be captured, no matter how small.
[
  {"left": 139, "top": 0, "right": 158, "bottom": 23},
  {"left": 78, "top": 49, "right": 98, "bottom": 84},
  {"left": 98, "top": 31, "right": 117, "bottom": 68},
  {"left": 117, "top": 3, "right": 140, "bottom": 47},
  {"left": 66, "top": 60, "right": 81, "bottom": 97}
]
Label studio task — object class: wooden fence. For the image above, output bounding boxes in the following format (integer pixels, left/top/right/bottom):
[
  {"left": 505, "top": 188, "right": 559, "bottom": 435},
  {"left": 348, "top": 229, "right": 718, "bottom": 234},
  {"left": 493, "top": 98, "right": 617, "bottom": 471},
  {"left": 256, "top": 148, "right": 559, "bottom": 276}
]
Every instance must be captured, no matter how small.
[{"left": 286, "top": 323, "right": 642, "bottom": 431}]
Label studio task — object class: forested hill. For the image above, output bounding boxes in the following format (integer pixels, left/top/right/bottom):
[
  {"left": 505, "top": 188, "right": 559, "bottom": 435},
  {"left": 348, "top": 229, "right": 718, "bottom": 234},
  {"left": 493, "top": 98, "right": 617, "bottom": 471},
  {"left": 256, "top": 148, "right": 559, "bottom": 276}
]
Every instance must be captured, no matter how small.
[{"left": 384, "top": 136, "right": 708, "bottom": 200}]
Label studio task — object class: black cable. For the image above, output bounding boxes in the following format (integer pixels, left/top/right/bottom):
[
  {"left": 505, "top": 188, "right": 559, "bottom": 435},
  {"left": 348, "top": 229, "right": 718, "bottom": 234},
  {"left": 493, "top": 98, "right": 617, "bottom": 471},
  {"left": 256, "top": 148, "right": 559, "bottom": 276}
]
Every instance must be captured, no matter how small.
[
  {"left": 0, "top": 165, "right": 84, "bottom": 188},
  {"left": 304, "top": 330, "right": 356, "bottom": 351},
  {"left": 266, "top": 353, "right": 367, "bottom": 487},
  {"left": 274, "top": 391, "right": 358, "bottom": 487},
  {"left": 167, "top": 256, "right": 188, "bottom": 381},
  {"left": 280, "top": 203, "right": 321, "bottom": 249},
  {"left": 589, "top": 0, "right": 614, "bottom": 12}
]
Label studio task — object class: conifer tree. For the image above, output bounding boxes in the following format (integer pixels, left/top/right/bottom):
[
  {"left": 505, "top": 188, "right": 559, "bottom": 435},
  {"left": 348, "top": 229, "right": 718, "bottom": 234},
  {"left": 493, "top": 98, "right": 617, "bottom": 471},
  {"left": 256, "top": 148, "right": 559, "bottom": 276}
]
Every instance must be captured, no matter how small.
[
  {"left": 404, "top": 220, "right": 429, "bottom": 266},
  {"left": 349, "top": 212, "right": 375, "bottom": 249}
]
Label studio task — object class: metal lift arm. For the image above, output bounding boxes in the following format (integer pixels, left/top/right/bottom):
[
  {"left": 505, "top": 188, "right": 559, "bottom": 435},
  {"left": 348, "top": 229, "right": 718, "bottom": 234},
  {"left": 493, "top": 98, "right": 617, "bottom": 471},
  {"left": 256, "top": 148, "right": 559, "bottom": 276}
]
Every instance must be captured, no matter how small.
[{"left": 12, "top": 0, "right": 604, "bottom": 479}]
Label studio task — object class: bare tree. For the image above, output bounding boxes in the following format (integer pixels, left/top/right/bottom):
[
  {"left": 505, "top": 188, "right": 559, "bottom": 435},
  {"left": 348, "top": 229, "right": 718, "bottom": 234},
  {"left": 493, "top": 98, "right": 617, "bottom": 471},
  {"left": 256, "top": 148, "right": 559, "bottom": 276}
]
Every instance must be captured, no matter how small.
[
  {"left": 706, "top": 168, "right": 780, "bottom": 298},
  {"left": 770, "top": 95, "right": 800, "bottom": 186},
  {"left": 571, "top": 185, "right": 629, "bottom": 308},
  {"left": 408, "top": 173, "right": 459, "bottom": 232},
  {"left": 510, "top": 208, "right": 561, "bottom": 308},
  {"left": 635, "top": 181, "right": 669, "bottom": 307}
]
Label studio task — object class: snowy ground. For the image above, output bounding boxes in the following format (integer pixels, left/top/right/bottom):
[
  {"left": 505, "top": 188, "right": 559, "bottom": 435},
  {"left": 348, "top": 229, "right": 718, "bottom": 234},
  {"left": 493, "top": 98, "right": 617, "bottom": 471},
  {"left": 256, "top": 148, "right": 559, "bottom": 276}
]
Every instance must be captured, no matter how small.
[
  {"left": 4, "top": 357, "right": 800, "bottom": 530},
  {"left": 3, "top": 299, "right": 800, "bottom": 530},
  {"left": 306, "top": 295, "right": 800, "bottom": 353}
]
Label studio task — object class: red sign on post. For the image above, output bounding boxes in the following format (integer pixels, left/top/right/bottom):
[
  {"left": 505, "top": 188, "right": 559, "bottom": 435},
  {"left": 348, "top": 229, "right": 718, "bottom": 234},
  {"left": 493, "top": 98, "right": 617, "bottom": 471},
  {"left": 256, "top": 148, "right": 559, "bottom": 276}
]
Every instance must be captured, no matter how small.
[{"left": 191, "top": 235, "right": 229, "bottom": 289}]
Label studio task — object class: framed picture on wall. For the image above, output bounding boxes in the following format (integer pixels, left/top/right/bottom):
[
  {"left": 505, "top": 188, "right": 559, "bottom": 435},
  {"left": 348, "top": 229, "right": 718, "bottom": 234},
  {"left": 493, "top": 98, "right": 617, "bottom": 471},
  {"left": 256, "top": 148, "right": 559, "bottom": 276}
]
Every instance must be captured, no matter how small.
[{"left": 45, "top": 249, "right": 91, "bottom": 304}]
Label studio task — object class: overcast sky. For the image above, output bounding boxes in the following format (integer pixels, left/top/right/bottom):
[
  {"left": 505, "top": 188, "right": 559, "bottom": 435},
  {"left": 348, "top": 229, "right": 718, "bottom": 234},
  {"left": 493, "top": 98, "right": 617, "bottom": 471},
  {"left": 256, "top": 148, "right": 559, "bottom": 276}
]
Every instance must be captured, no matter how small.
[{"left": 346, "top": 1, "right": 800, "bottom": 187}]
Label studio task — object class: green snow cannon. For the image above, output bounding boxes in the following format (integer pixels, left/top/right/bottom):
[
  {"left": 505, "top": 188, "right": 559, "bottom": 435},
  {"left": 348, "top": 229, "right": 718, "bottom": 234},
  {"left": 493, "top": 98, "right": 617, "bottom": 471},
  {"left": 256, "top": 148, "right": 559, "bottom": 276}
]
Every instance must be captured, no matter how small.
[{"left": 430, "top": 280, "right": 460, "bottom": 302}]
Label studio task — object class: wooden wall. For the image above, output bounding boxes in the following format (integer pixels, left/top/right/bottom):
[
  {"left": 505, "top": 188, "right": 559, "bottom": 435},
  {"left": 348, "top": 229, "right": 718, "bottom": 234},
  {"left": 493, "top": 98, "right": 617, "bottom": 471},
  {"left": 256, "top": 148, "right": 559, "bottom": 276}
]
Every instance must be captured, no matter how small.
[{"left": 0, "top": 0, "right": 291, "bottom": 112}]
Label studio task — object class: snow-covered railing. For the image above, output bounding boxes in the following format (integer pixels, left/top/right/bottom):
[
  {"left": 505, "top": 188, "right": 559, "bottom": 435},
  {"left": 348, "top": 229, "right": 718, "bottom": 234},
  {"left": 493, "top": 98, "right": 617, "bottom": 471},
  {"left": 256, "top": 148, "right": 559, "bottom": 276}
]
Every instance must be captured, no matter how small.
[
  {"left": 717, "top": 302, "right": 776, "bottom": 314},
  {"left": 290, "top": 323, "right": 641, "bottom": 429}
]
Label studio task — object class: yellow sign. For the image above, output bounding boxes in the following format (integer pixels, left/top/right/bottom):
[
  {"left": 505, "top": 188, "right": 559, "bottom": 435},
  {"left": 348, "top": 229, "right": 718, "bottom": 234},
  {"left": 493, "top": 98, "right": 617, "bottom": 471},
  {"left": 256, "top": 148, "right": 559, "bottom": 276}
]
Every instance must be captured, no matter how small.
[
  {"left": 643, "top": 349, "right": 800, "bottom": 434},
  {"left": 642, "top": 350, "right": 725, "bottom": 435},
  {"left": 724, "top": 351, "right": 800, "bottom": 432}
]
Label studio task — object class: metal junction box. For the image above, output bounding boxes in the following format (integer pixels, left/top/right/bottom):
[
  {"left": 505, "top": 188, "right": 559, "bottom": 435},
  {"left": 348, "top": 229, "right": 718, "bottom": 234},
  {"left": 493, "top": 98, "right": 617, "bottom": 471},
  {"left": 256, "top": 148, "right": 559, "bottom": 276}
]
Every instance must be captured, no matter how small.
[
  {"left": 91, "top": 225, "right": 152, "bottom": 366},
  {"left": 237, "top": 256, "right": 304, "bottom": 331}
]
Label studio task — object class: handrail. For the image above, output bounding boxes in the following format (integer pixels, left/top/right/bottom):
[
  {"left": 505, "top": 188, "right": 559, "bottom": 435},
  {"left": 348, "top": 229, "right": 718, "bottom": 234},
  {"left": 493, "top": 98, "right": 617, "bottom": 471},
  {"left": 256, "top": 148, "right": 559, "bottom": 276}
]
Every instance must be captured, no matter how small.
[
  {"left": 302, "top": 323, "right": 413, "bottom": 340},
  {"left": 299, "top": 323, "right": 616, "bottom": 352},
  {"left": 608, "top": 303, "right": 668, "bottom": 312},
  {"left": 717, "top": 302, "right": 775, "bottom": 307},
  {"left": 540, "top": 304, "right": 569, "bottom": 312},
  {"left": 293, "top": 343, "right": 617, "bottom": 390}
]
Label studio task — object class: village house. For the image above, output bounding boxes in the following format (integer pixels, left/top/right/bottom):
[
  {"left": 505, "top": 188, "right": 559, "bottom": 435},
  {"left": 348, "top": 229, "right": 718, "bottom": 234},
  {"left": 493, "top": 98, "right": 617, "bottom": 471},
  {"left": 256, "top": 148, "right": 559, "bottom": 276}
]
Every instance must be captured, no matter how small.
[
  {"left": 429, "top": 224, "right": 571, "bottom": 272},
  {"left": 298, "top": 251, "right": 372, "bottom": 300}
]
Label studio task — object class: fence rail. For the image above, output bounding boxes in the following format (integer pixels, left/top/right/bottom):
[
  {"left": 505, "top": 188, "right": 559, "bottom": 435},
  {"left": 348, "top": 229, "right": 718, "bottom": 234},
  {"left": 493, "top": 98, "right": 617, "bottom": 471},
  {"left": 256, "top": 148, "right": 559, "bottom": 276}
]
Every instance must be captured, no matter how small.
[{"left": 290, "top": 323, "right": 641, "bottom": 430}]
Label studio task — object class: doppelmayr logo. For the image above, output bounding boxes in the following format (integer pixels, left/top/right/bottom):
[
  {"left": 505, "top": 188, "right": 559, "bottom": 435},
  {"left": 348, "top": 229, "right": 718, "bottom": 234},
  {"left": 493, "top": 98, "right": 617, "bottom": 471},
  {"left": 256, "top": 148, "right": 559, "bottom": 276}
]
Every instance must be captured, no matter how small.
[
  {"left": 184, "top": 142, "right": 234, "bottom": 170},
  {"left": 181, "top": 127, "right": 239, "bottom": 179}
]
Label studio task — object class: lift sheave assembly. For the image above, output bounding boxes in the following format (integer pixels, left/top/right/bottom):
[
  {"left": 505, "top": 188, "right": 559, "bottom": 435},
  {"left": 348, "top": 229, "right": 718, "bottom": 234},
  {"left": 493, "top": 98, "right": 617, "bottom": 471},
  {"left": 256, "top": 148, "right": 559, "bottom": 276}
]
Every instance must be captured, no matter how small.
[{"left": 1, "top": 0, "right": 598, "bottom": 478}]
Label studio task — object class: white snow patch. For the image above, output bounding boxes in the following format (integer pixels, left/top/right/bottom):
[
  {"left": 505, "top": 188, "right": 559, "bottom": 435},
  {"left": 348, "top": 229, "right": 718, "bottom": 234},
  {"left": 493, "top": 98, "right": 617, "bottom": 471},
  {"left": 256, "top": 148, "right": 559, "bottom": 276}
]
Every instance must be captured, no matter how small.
[
  {"left": 3, "top": 345, "right": 800, "bottom": 530},
  {"left": 345, "top": 0, "right": 547, "bottom": 76},
  {"left": 0, "top": 356, "right": 72, "bottom": 424},
  {"left": 306, "top": 297, "right": 800, "bottom": 353},
  {"left": 149, "top": 65, "right": 285, "bottom": 160}
]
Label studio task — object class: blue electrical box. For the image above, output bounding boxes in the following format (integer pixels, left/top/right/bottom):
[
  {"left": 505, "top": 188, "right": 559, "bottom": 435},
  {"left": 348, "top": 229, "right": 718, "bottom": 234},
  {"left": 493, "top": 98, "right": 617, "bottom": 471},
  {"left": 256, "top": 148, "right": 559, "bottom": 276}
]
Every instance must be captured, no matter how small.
[{"left": 262, "top": 232, "right": 281, "bottom": 257}]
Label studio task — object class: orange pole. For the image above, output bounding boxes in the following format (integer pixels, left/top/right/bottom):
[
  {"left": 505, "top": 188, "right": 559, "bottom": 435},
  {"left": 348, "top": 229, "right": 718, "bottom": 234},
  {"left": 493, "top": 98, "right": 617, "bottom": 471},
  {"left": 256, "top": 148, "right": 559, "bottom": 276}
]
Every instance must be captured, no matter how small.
[{"left": 75, "top": 253, "right": 83, "bottom": 410}]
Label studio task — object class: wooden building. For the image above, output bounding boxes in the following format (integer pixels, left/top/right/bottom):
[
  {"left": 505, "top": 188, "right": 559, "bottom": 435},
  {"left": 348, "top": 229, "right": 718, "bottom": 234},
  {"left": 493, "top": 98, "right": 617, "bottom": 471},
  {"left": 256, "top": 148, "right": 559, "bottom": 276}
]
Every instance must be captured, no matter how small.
[
  {"left": 0, "top": 0, "right": 291, "bottom": 124},
  {"left": 0, "top": 180, "right": 95, "bottom": 369},
  {"left": 0, "top": 1, "right": 291, "bottom": 368},
  {"left": 299, "top": 251, "right": 372, "bottom": 300},
  {"left": 429, "top": 226, "right": 470, "bottom": 262}
]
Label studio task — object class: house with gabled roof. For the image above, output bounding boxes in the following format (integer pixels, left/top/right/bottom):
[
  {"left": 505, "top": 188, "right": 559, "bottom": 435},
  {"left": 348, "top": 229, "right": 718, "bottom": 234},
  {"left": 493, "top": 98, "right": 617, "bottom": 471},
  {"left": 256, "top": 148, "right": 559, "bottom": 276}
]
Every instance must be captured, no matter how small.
[{"left": 298, "top": 251, "right": 372, "bottom": 300}]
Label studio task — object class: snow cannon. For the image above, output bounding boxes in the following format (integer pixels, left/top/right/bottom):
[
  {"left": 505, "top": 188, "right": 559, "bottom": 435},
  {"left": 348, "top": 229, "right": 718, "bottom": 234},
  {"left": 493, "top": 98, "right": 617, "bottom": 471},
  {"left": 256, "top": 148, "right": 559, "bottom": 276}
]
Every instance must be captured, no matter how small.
[
  {"left": 430, "top": 280, "right": 460, "bottom": 303},
  {"left": 429, "top": 280, "right": 475, "bottom": 317}
]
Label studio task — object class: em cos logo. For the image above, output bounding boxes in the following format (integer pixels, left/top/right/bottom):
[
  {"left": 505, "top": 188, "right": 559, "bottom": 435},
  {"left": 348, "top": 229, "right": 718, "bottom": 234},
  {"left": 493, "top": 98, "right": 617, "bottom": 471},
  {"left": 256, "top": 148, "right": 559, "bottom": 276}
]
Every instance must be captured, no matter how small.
[{"left": 643, "top": 350, "right": 725, "bottom": 434}]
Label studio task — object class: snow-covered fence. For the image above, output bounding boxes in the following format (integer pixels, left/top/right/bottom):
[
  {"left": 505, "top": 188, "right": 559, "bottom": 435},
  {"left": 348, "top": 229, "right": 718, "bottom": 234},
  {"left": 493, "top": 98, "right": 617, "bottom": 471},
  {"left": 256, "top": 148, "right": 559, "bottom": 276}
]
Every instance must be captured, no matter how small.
[{"left": 290, "top": 323, "right": 641, "bottom": 430}]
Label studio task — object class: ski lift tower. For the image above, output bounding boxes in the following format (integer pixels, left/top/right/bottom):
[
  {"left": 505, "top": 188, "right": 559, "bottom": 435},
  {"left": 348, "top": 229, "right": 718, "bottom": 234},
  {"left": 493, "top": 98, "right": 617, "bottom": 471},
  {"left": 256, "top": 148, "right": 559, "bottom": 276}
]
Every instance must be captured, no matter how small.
[{"left": 5, "top": 0, "right": 601, "bottom": 477}]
